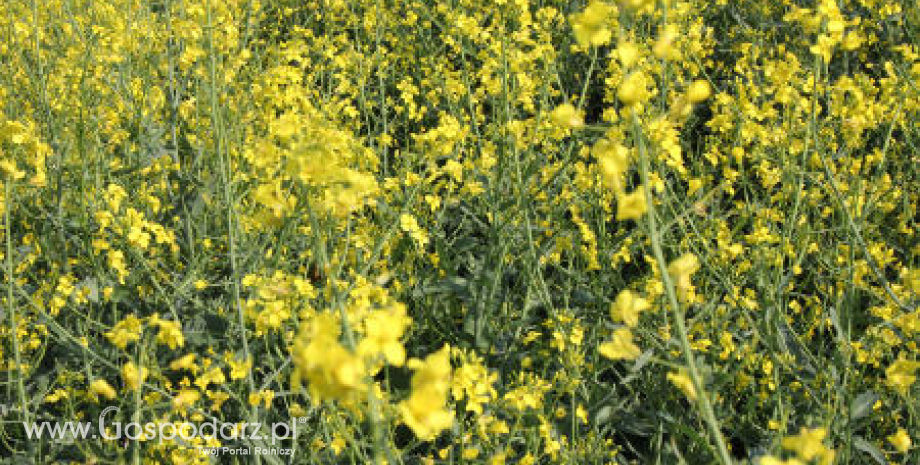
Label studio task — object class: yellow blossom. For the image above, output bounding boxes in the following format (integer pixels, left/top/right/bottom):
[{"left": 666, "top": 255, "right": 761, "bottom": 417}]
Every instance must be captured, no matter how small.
[
  {"left": 599, "top": 328, "right": 641, "bottom": 360},
  {"left": 885, "top": 357, "right": 920, "bottom": 394},
  {"left": 149, "top": 315, "right": 185, "bottom": 350},
  {"left": 617, "top": 72, "right": 649, "bottom": 107},
  {"left": 292, "top": 313, "right": 368, "bottom": 405},
  {"left": 452, "top": 349, "right": 497, "bottom": 415},
  {"left": 229, "top": 357, "right": 252, "bottom": 380},
  {"left": 122, "top": 362, "right": 148, "bottom": 391},
  {"left": 358, "top": 303, "right": 411, "bottom": 367},
  {"left": 687, "top": 80, "right": 711, "bottom": 103},
  {"left": 887, "top": 428, "right": 911, "bottom": 454},
  {"left": 781, "top": 427, "right": 835, "bottom": 465},
  {"left": 170, "top": 354, "right": 198, "bottom": 373},
  {"left": 610, "top": 290, "right": 651, "bottom": 327},
  {"left": 249, "top": 390, "right": 274, "bottom": 408},
  {"left": 667, "top": 370, "right": 697, "bottom": 400},
  {"left": 571, "top": 1, "right": 615, "bottom": 49},
  {"left": 173, "top": 389, "right": 200, "bottom": 411},
  {"left": 550, "top": 103, "right": 584, "bottom": 128},
  {"left": 667, "top": 254, "right": 700, "bottom": 302},
  {"left": 594, "top": 140, "right": 630, "bottom": 192},
  {"left": 90, "top": 380, "right": 117, "bottom": 400},
  {"left": 400, "top": 214, "right": 430, "bottom": 248},
  {"left": 104, "top": 315, "right": 144, "bottom": 349},
  {"left": 195, "top": 366, "right": 226, "bottom": 390},
  {"left": 399, "top": 345, "right": 454, "bottom": 441},
  {"left": 616, "top": 189, "right": 647, "bottom": 220},
  {"left": 615, "top": 41, "right": 641, "bottom": 68},
  {"left": 653, "top": 24, "right": 680, "bottom": 60}
]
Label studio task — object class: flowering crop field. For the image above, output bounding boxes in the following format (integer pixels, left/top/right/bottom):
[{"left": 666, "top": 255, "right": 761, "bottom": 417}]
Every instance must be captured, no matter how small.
[{"left": 0, "top": 0, "right": 918, "bottom": 463}]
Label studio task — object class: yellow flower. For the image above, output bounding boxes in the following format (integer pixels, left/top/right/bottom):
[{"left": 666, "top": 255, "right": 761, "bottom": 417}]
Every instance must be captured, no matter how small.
[
  {"left": 358, "top": 303, "right": 411, "bottom": 367},
  {"left": 888, "top": 428, "right": 911, "bottom": 453},
  {"left": 169, "top": 354, "right": 198, "bottom": 373},
  {"left": 122, "top": 362, "right": 147, "bottom": 391},
  {"left": 609, "top": 290, "right": 651, "bottom": 327},
  {"left": 229, "top": 356, "right": 252, "bottom": 380},
  {"left": 550, "top": 103, "right": 584, "bottom": 128},
  {"left": 571, "top": 1, "right": 615, "bottom": 49},
  {"left": 666, "top": 370, "right": 697, "bottom": 400},
  {"left": 0, "top": 159, "right": 25, "bottom": 180},
  {"left": 292, "top": 313, "right": 368, "bottom": 405},
  {"left": 399, "top": 345, "right": 454, "bottom": 441},
  {"left": 653, "top": 24, "right": 680, "bottom": 60},
  {"left": 104, "top": 315, "right": 144, "bottom": 349},
  {"left": 44, "top": 389, "right": 69, "bottom": 404},
  {"left": 451, "top": 349, "right": 497, "bottom": 415},
  {"left": 254, "top": 300, "right": 291, "bottom": 334},
  {"left": 249, "top": 390, "right": 275, "bottom": 408},
  {"left": 615, "top": 41, "right": 640, "bottom": 69},
  {"left": 617, "top": 72, "right": 648, "bottom": 107},
  {"left": 667, "top": 253, "right": 700, "bottom": 302},
  {"left": 885, "top": 357, "right": 920, "bottom": 394},
  {"left": 90, "top": 380, "right": 117, "bottom": 400},
  {"left": 616, "top": 189, "right": 647, "bottom": 221},
  {"left": 173, "top": 389, "right": 200, "bottom": 411},
  {"left": 781, "top": 427, "right": 835, "bottom": 465},
  {"left": 208, "top": 391, "right": 231, "bottom": 411},
  {"left": 687, "top": 80, "right": 711, "bottom": 103},
  {"left": 594, "top": 140, "right": 630, "bottom": 192},
  {"left": 400, "top": 214, "right": 430, "bottom": 248},
  {"left": 904, "top": 268, "right": 920, "bottom": 294},
  {"left": 809, "top": 34, "right": 838, "bottom": 62},
  {"left": 827, "top": 19, "right": 845, "bottom": 34},
  {"left": 194, "top": 366, "right": 227, "bottom": 390},
  {"left": 149, "top": 315, "right": 185, "bottom": 350},
  {"left": 599, "top": 328, "right": 641, "bottom": 360},
  {"left": 108, "top": 250, "right": 129, "bottom": 284}
]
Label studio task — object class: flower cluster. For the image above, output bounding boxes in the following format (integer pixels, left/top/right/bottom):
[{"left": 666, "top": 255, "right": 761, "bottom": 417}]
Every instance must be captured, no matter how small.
[{"left": 0, "top": 0, "right": 916, "bottom": 463}]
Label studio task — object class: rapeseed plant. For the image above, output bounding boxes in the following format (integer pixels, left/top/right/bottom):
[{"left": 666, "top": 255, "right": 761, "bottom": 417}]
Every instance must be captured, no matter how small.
[{"left": 0, "top": 0, "right": 916, "bottom": 462}]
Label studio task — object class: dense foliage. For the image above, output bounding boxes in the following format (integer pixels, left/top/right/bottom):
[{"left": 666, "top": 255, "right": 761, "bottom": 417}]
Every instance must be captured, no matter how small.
[{"left": 0, "top": 0, "right": 917, "bottom": 463}]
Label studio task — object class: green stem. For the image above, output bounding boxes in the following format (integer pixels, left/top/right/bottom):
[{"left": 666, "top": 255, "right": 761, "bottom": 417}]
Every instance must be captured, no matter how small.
[
  {"left": 5, "top": 180, "right": 33, "bottom": 449},
  {"left": 631, "top": 112, "right": 733, "bottom": 465},
  {"left": 204, "top": 1, "right": 259, "bottom": 460}
]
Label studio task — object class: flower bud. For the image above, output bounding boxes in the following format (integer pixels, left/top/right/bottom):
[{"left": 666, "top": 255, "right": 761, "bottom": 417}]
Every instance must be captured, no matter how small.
[
  {"left": 550, "top": 103, "right": 584, "bottom": 128},
  {"left": 687, "top": 80, "right": 711, "bottom": 103},
  {"left": 617, "top": 73, "right": 646, "bottom": 107}
]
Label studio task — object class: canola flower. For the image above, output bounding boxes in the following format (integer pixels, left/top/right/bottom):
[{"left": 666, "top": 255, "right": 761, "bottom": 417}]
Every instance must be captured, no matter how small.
[
  {"left": 170, "top": 354, "right": 198, "bottom": 373},
  {"left": 609, "top": 289, "right": 651, "bottom": 327},
  {"left": 121, "top": 362, "right": 147, "bottom": 392},
  {"left": 399, "top": 345, "right": 454, "bottom": 441},
  {"left": 0, "top": 0, "right": 916, "bottom": 462},
  {"left": 291, "top": 313, "right": 368, "bottom": 406},
  {"left": 667, "top": 370, "right": 697, "bottom": 401},
  {"left": 780, "top": 427, "right": 836, "bottom": 465},
  {"left": 594, "top": 139, "right": 630, "bottom": 192},
  {"left": 617, "top": 72, "right": 650, "bottom": 107},
  {"left": 599, "top": 328, "right": 642, "bottom": 361},
  {"left": 887, "top": 428, "right": 911, "bottom": 454},
  {"left": 885, "top": 357, "right": 920, "bottom": 394},
  {"left": 550, "top": 103, "right": 585, "bottom": 129},
  {"left": 571, "top": 1, "right": 615, "bottom": 49},
  {"left": 616, "top": 188, "right": 648, "bottom": 220},
  {"left": 668, "top": 253, "right": 701, "bottom": 302},
  {"left": 89, "top": 380, "right": 117, "bottom": 401}
]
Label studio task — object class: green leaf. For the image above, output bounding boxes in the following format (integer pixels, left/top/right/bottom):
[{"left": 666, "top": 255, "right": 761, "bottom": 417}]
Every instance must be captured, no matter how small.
[
  {"left": 849, "top": 391, "right": 878, "bottom": 421},
  {"left": 853, "top": 436, "right": 886, "bottom": 465}
]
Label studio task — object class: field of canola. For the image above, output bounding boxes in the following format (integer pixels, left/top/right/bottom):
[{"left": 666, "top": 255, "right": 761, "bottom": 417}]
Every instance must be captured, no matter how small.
[{"left": 0, "top": 0, "right": 918, "bottom": 463}]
